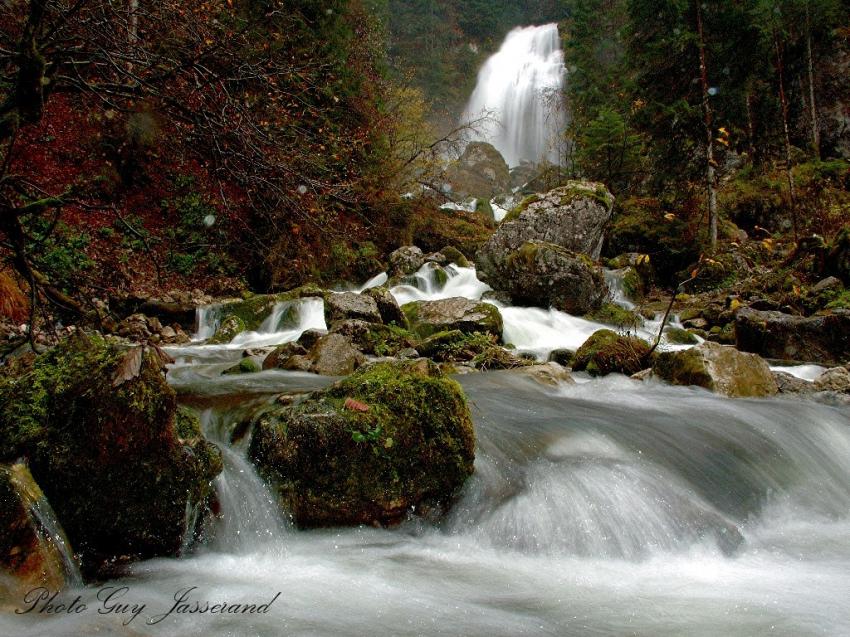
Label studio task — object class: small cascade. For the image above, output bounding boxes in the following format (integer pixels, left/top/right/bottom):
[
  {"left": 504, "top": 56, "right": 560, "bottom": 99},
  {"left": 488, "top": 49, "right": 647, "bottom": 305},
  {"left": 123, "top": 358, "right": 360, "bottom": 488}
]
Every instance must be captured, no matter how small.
[
  {"left": 27, "top": 497, "right": 83, "bottom": 587},
  {"left": 200, "top": 409, "right": 289, "bottom": 554},
  {"left": 462, "top": 24, "right": 567, "bottom": 167},
  {"left": 193, "top": 303, "right": 222, "bottom": 341},
  {"left": 604, "top": 268, "right": 636, "bottom": 310},
  {"left": 390, "top": 263, "right": 492, "bottom": 305}
]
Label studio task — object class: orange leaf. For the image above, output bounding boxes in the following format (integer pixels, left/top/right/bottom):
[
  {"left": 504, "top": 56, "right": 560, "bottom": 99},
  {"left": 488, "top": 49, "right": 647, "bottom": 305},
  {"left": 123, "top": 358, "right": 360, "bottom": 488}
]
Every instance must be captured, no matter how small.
[{"left": 344, "top": 398, "right": 369, "bottom": 413}]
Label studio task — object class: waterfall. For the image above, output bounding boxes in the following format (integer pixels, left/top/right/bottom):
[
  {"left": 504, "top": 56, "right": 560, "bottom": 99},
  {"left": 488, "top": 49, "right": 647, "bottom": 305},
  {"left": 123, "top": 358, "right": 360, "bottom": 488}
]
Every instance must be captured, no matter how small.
[{"left": 462, "top": 24, "right": 567, "bottom": 167}]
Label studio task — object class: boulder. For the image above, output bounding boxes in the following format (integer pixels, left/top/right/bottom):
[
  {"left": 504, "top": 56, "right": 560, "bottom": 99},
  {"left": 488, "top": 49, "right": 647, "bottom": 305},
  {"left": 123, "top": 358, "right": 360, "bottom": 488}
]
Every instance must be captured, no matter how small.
[
  {"left": 489, "top": 181, "right": 614, "bottom": 256},
  {"left": 478, "top": 241, "right": 608, "bottom": 314},
  {"left": 249, "top": 360, "right": 475, "bottom": 527},
  {"left": 735, "top": 307, "right": 850, "bottom": 366},
  {"left": 653, "top": 341, "right": 779, "bottom": 398},
  {"left": 364, "top": 286, "right": 408, "bottom": 327},
  {"left": 511, "top": 362, "right": 575, "bottom": 387},
  {"left": 403, "top": 297, "right": 503, "bottom": 339},
  {"left": 813, "top": 367, "right": 850, "bottom": 393},
  {"left": 773, "top": 371, "right": 815, "bottom": 395},
  {"left": 330, "top": 320, "right": 416, "bottom": 357},
  {"left": 0, "top": 332, "right": 222, "bottom": 578},
  {"left": 0, "top": 463, "right": 74, "bottom": 597},
  {"left": 388, "top": 246, "right": 425, "bottom": 279},
  {"left": 444, "top": 141, "right": 511, "bottom": 200},
  {"left": 309, "top": 333, "right": 366, "bottom": 376},
  {"left": 325, "top": 292, "right": 382, "bottom": 325},
  {"left": 222, "top": 358, "right": 261, "bottom": 375},
  {"left": 208, "top": 315, "right": 246, "bottom": 344},
  {"left": 262, "top": 342, "right": 308, "bottom": 370},
  {"left": 572, "top": 329, "right": 652, "bottom": 377}
]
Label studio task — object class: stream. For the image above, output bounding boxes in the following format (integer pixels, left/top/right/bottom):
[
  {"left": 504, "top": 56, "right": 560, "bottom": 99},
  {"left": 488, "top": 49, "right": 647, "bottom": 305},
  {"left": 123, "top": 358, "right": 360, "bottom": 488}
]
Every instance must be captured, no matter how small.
[{"left": 3, "top": 264, "right": 848, "bottom": 636}]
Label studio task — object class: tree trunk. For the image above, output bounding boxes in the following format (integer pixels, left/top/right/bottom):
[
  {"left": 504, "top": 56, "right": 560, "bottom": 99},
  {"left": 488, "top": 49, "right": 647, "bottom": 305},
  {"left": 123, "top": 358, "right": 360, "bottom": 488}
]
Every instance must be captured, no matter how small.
[
  {"left": 805, "top": 4, "right": 820, "bottom": 158},
  {"left": 774, "top": 28, "right": 799, "bottom": 240},
  {"left": 696, "top": 2, "right": 717, "bottom": 250}
]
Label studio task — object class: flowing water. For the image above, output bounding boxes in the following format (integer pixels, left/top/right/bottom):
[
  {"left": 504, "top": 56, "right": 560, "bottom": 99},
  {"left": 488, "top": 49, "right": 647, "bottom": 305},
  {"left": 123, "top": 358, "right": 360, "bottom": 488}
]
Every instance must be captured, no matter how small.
[
  {"left": 462, "top": 24, "right": 567, "bottom": 167},
  {"left": 3, "top": 263, "right": 848, "bottom": 636}
]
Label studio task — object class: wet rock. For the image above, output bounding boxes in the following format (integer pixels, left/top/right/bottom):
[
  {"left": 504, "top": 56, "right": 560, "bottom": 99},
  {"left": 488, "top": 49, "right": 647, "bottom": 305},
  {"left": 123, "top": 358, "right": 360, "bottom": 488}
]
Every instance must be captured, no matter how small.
[
  {"left": 388, "top": 246, "right": 425, "bottom": 279},
  {"left": 364, "top": 286, "right": 408, "bottom": 327},
  {"left": 653, "top": 341, "right": 779, "bottom": 398},
  {"left": 309, "top": 333, "right": 367, "bottom": 376},
  {"left": 0, "top": 332, "right": 222, "bottom": 578},
  {"left": 573, "top": 329, "right": 652, "bottom": 377},
  {"left": 548, "top": 349, "right": 575, "bottom": 366},
  {"left": 773, "top": 371, "right": 815, "bottom": 395},
  {"left": 631, "top": 368, "right": 654, "bottom": 382},
  {"left": 297, "top": 329, "right": 327, "bottom": 350},
  {"left": 403, "top": 298, "right": 503, "bottom": 339},
  {"left": 325, "top": 292, "right": 382, "bottom": 325},
  {"left": 330, "top": 320, "right": 416, "bottom": 357},
  {"left": 444, "top": 141, "right": 511, "bottom": 200},
  {"left": 282, "top": 355, "right": 314, "bottom": 373},
  {"left": 479, "top": 241, "right": 608, "bottom": 315},
  {"left": 438, "top": 246, "right": 470, "bottom": 268},
  {"left": 262, "top": 343, "right": 308, "bottom": 370},
  {"left": 486, "top": 181, "right": 614, "bottom": 256},
  {"left": 0, "top": 464, "right": 72, "bottom": 597},
  {"left": 249, "top": 360, "right": 475, "bottom": 527},
  {"left": 813, "top": 367, "right": 850, "bottom": 393},
  {"left": 735, "top": 307, "right": 850, "bottom": 366},
  {"left": 511, "top": 362, "right": 575, "bottom": 387},
  {"left": 222, "top": 358, "right": 261, "bottom": 375},
  {"left": 208, "top": 315, "right": 246, "bottom": 344}
]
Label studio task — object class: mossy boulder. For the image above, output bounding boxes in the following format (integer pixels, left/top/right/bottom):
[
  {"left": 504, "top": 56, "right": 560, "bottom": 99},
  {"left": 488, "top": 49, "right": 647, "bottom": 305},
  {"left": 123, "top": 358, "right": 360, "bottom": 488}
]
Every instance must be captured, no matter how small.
[
  {"left": 585, "top": 303, "right": 643, "bottom": 329},
  {"left": 439, "top": 246, "right": 471, "bottom": 268},
  {"left": 479, "top": 241, "right": 608, "bottom": 314},
  {"left": 485, "top": 181, "right": 614, "bottom": 257},
  {"left": 0, "top": 332, "right": 222, "bottom": 578},
  {"left": 325, "top": 292, "right": 382, "bottom": 325},
  {"left": 215, "top": 286, "right": 327, "bottom": 335},
  {"left": 653, "top": 342, "right": 778, "bottom": 398},
  {"left": 330, "top": 320, "right": 416, "bottom": 357},
  {"left": 222, "top": 358, "right": 261, "bottom": 375},
  {"left": 402, "top": 297, "right": 503, "bottom": 339},
  {"left": 0, "top": 463, "right": 74, "bottom": 598},
  {"left": 249, "top": 360, "right": 475, "bottom": 527},
  {"left": 665, "top": 327, "right": 699, "bottom": 345},
  {"left": 208, "top": 315, "right": 246, "bottom": 344},
  {"left": 418, "top": 330, "right": 527, "bottom": 369},
  {"left": 573, "top": 329, "right": 652, "bottom": 377}
]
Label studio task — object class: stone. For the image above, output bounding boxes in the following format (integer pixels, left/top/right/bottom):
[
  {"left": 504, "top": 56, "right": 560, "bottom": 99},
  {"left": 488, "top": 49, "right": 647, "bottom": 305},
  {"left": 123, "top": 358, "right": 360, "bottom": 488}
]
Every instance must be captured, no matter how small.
[
  {"left": 325, "top": 292, "right": 382, "bottom": 325},
  {"left": 403, "top": 298, "right": 503, "bottom": 339},
  {"left": 572, "top": 329, "right": 652, "bottom": 377},
  {"left": 0, "top": 332, "right": 222, "bottom": 578},
  {"left": 653, "top": 341, "right": 779, "bottom": 398},
  {"left": 222, "top": 358, "right": 261, "bottom": 375},
  {"left": 773, "top": 371, "right": 815, "bottom": 395},
  {"left": 444, "top": 141, "right": 511, "bottom": 200},
  {"left": 330, "top": 320, "right": 416, "bottom": 357},
  {"left": 479, "top": 241, "right": 608, "bottom": 315},
  {"left": 486, "top": 181, "right": 614, "bottom": 256},
  {"left": 388, "top": 246, "right": 425, "bottom": 279},
  {"left": 364, "top": 286, "right": 408, "bottom": 327},
  {"left": 249, "top": 360, "right": 475, "bottom": 527},
  {"left": 0, "top": 464, "right": 72, "bottom": 597},
  {"left": 263, "top": 342, "right": 308, "bottom": 370},
  {"left": 812, "top": 276, "right": 843, "bottom": 294},
  {"left": 735, "top": 307, "right": 850, "bottom": 366},
  {"left": 813, "top": 367, "right": 850, "bottom": 393},
  {"left": 208, "top": 315, "right": 246, "bottom": 344},
  {"left": 512, "top": 362, "right": 575, "bottom": 387},
  {"left": 547, "top": 349, "right": 575, "bottom": 366},
  {"left": 309, "top": 333, "right": 367, "bottom": 376}
]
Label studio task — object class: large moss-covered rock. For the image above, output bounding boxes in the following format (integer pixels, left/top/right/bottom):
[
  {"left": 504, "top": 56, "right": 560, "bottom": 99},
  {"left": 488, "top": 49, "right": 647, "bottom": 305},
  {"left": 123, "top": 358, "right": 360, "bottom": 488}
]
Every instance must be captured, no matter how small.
[
  {"left": 249, "top": 360, "right": 475, "bottom": 527},
  {"left": 0, "top": 464, "right": 74, "bottom": 598},
  {"left": 653, "top": 341, "right": 779, "bottom": 398},
  {"left": 208, "top": 315, "right": 246, "bottom": 344},
  {"left": 573, "top": 329, "right": 651, "bottom": 377},
  {"left": 735, "top": 307, "right": 850, "bottom": 366},
  {"left": 330, "top": 320, "right": 416, "bottom": 357},
  {"left": 403, "top": 297, "right": 503, "bottom": 339},
  {"left": 479, "top": 241, "right": 608, "bottom": 314},
  {"left": 0, "top": 333, "right": 222, "bottom": 577},
  {"left": 365, "top": 286, "right": 408, "bottom": 327},
  {"left": 490, "top": 181, "right": 614, "bottom": 256}
]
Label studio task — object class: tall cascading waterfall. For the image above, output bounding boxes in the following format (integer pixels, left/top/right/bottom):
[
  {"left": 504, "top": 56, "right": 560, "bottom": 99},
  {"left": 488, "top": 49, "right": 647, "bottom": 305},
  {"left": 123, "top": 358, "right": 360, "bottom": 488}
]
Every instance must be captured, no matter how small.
[{"left": 462, "top": 24, "right": 567, "bottom": 167}]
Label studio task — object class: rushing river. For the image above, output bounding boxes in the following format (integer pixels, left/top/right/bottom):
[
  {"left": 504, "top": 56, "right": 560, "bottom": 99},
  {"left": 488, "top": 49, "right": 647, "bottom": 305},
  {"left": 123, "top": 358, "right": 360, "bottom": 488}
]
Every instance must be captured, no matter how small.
[{"left": 4, "top": 264, "right": 849, "bottom": 636}]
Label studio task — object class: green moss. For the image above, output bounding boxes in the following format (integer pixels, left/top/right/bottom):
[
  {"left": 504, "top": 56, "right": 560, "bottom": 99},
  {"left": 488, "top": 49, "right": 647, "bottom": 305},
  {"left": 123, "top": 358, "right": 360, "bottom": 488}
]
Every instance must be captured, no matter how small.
[
  {"left": 585, "top": 303, "right": 643, "bottom": 329},
  {"left": 502, "top": 194, "right": 540, "bottom": 223},
  {"left": 222, "top": 358, "right": 261, "bottom": 375},
  {"left": 653, "top": 349, "right": 713, "bottom": 388},
  {"left": 363, "top": 324, "right": 417, "bottom": 357},
  {"left": 825, "top": 289, "right": 850, "bottom": 310},
  {"left": 249, "top": 360, "right": 475, "bottom": 527},
  {"left": 439, "top": 246, "right": 470, "bottom": 268},
  {"left": 208, "top": 315, "right": 246, "bottom": 344},
  {"left": 665, "top": 327, "right": 699, "bottom": 345},
  {"left": 572, "top": 329, "right": 651, "bottom": 377}
]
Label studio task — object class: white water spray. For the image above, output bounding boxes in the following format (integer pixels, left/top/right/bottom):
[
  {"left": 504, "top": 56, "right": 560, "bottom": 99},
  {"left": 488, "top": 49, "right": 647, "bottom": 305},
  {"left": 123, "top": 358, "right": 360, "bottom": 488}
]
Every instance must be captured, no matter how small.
[{"left": 462, "top": 24, "right": 567, "bottom": 167}]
